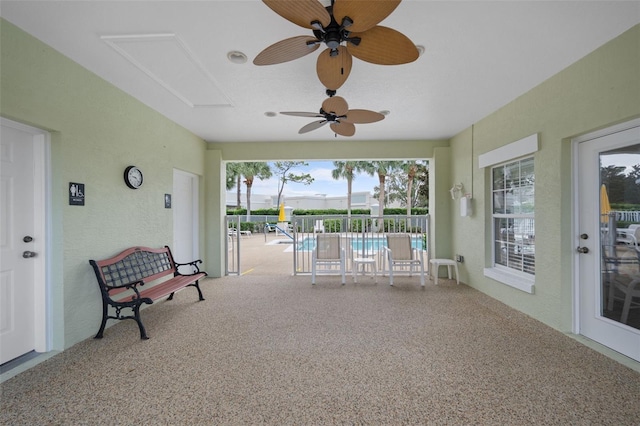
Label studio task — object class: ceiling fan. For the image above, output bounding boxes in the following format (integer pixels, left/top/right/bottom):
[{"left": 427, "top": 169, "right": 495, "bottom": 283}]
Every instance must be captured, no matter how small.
[
  {"left": 254, "top": 0, "right": 419, "bottom": 91},
  {"left": 280, "top": 95, "right": 385, "bottom": 137}
]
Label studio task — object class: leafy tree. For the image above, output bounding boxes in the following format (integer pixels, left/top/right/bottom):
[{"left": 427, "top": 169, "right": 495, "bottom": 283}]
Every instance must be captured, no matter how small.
[
  {"left": 601, "top": 165, "right": 627, "bottom": 203},
  {"left": 240, "top": 162, "right": 272, "bottom": 220},
  {"left": 624, "top": 164, "right": 640, "bottom": 204},
  {"left": 273, "top": 161, "right": 314, "bottom": 207},
  {"left": 373, "top": 161, "right": 429, "bottom": 211}
]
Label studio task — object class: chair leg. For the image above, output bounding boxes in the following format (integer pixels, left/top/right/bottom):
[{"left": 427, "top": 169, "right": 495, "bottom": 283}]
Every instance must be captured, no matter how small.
[{"left": 621, "top": 292, "right": 633, "bottom": 324}]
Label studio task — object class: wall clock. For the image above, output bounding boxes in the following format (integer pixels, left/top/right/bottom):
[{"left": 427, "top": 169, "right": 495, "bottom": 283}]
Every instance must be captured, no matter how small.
[{"left": 124, "top": 165, "right": 143, "bottom": 189}]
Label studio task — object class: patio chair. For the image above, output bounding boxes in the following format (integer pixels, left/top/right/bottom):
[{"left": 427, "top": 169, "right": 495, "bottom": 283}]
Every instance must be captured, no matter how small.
[
  {"left": 603, "top": 244, "right": 640, "bottom": 324},
  {"left": 383, "top": 234, "right": 425, "bottom": 286},
  {"left": 314, "top": 219, "right": 325, "bottom": 233},
  {"left": 311, "top": 234, "right": 346, "bottom": 285},
  {"left": 617, "top": 224, "right": 640, "bottom": 249}
]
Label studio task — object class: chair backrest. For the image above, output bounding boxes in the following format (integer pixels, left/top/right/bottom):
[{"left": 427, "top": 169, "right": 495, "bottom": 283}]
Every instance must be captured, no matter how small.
[
  {"left": 386, "top": 234, "right": 413, "bottom": 260},
  {"left": 632, "top": 225, "right": 640, "bottom": 242},
  {"left": 316, "top": 234, "right": 341, "bottom": 260}
]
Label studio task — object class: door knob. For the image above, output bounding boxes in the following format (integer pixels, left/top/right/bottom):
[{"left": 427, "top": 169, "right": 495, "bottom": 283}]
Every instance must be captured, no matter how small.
[
  {"left": 23, "top": 235, "right": 33, "bottom": 243},
  {"left": 22, "top": 251, "right": 37, "bottom": 258},
  {"left": 576, "top": 246, "right": 589, "bottom": 254}
]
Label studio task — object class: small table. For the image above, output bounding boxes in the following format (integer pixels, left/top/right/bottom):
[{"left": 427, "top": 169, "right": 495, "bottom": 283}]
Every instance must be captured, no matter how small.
[
  {"left": 353, "top": 256, "right": 377, "bottom": 283},
  {"left": 429, "top": 259, "right": 459, "bottom": 285}
]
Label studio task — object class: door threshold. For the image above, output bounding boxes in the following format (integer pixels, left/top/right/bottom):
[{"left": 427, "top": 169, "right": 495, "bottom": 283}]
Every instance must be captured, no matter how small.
[{"left": 0, "top": 351, "right": 59, "bottom": 383}]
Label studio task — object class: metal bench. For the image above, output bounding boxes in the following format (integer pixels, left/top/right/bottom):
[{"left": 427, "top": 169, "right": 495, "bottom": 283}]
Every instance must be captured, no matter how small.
[{"left": 89, "top": 246, "right": 207, "bottom": 339}]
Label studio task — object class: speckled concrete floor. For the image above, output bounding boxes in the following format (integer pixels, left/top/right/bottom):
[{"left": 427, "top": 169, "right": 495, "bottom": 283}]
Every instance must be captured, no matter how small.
[{"left": 2, "top": 268, "right": 640, "bottom": 425}]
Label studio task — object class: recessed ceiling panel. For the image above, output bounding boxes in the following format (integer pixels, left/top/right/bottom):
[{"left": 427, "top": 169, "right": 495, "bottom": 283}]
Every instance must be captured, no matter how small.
[{"left": 102, "top": 34, "right": 232, "bottom": 108}]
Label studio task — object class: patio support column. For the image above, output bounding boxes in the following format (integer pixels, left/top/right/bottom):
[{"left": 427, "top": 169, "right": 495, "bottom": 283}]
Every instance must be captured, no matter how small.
[
  {"left": 204, "top": 148, "right": 225, "bottom": 277},
  {"left": 429, "top": 147, "right": 452, "bottom": 259}
]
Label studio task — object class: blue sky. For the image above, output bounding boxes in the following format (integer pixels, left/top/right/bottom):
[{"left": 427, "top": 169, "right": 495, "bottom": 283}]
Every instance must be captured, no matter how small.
[{"left": 247, "top": 161, "right": 380, "bottom": 198}]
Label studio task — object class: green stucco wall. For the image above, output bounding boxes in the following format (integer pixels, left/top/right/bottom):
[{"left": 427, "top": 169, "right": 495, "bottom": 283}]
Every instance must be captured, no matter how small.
[
  {"left": 1, "top": 19, "right": 208, "bottom": 348},
  {"left": 3, "top": 13, "right": 638, "bottom": 361},
  {"left": 449, "top": 24, "right": 640, "bottom": 332}
]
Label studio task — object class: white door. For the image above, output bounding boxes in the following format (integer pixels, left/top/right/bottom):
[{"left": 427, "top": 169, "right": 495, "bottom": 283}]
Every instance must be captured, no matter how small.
[
  {"left": 173, "top": 169, "right": 199, "bottom": 273},
  {"left": 0, "top": 120, "right": 47, "bottom": 364},
  {"left": 576, "top": 123, "right": 640, "bottom": 361}
]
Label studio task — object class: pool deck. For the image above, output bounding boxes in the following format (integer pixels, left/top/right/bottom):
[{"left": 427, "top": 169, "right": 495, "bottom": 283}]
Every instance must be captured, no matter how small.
[{"left": 228, "top": 231, "right": 429, "bottom": 278}]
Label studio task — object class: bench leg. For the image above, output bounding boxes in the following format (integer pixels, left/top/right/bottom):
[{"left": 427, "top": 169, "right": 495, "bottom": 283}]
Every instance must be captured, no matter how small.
[
  {"left": 191, "top": 281, "right": 205, "bottom": 301},
  {"left": 94, "top": 299, "right": 109, "bottom": 339},
  {"left": 132, "top": 304, "right": 149, "bottom": 340}
]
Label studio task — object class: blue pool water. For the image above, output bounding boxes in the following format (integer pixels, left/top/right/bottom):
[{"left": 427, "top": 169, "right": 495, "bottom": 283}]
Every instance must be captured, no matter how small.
[{"left": 298, "top": 236, "right": 424, "bottom": 252}]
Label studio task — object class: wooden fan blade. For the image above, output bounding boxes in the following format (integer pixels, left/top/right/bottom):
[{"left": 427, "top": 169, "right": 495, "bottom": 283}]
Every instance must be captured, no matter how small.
[
  {"left": 316, "top": 46, "right": 352, "bottom": 90},
  {"left": 347, "top": 26, "right": 419, "bottom": 65},
  {"left": 263, "top": 0, "right": 331, "bottom": 29},
  {"left": 342, "top": 109, "right": 385, "bottom": 124},
  {"left": 280, "top": 111, "right": 323, "bottom": 118},
  {"left": 299, "top": 120, "right": 328, "bottom": 134},
  {"left": 322, "top": 96, "right": 348, "bottom": 116},
  {"left": 254, "top": 36, "right": 320, "bottom": 65},
  {"left": 330, "top": 121, "right": 356, "bottom": 137},
  {"left": 333, "top": 0, "right": 401, "bottom": 32}
]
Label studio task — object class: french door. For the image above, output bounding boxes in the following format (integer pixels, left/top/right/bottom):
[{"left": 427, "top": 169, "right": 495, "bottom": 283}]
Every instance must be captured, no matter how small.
[{"left": 576, "top": 122, "right": 640, "bottom": 361}]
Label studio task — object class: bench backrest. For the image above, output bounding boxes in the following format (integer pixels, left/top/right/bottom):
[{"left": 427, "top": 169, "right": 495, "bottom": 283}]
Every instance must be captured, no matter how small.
[{"left": 90, "top": 246, "right": 176, "bottom": 296}]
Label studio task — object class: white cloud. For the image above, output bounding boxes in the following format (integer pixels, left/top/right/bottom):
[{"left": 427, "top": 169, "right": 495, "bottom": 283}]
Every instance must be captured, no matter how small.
[{"left": 232, "top": 161, "right": 379, "bottom": 197}]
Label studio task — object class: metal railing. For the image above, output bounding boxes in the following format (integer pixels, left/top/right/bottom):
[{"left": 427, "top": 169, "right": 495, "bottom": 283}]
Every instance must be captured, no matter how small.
[
  {"left": 225, "top": 214, "right": 431, "bottom": 277},
  {"left": 612, "top": 211, "right": 640, "bottom": 223},
  {"left": 292, "top": 214, "right": 430, "bottom": 276}
]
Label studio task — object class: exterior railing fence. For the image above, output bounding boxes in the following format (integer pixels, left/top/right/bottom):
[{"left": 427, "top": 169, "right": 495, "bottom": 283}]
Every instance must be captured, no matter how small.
[
  {"left": 613, "top": 211, "right": 640, "bottom": 223},
  {"left": 292, "top": 214, "right": 430, "bottom": 277},
  {"left": 225, "top": 214, "right": 431, "bottom": 277}
]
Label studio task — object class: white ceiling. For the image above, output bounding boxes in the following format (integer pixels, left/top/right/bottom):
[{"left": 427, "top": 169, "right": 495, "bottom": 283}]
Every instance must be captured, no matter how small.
[{"left": 1, "top": 1, "right": 639, "bottom": 143}]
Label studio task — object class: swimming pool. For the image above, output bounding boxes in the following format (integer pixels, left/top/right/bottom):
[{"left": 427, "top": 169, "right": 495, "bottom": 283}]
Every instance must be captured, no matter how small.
[{"left": 297, "top": 236, "right": 424, "bottom": 252}]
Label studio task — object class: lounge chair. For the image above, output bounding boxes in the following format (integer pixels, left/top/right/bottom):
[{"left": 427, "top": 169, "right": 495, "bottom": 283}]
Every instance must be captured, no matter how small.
[
  {"left": 311, "top": 234, "right": 346, "bottom": 285},
  {"left": 383, "top": 234, "right": 425, "bottom": 286}
]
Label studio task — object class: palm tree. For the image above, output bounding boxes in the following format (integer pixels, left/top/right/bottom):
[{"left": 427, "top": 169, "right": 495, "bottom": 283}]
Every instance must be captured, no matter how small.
[
  {"left": 239, "top": 162, "right": 272, "bottom": 221},
  {"left": 362, "top": 161, "right": 402, "bottom": 214},
  {"left": 401, "top": 160, "right": 423, "bottom": 216},
  {"left": 225, "top": 162, "right": 242, "bottom": 209},
  {"left": 331, "top": 161, "right": 363, "bottom": 217}
]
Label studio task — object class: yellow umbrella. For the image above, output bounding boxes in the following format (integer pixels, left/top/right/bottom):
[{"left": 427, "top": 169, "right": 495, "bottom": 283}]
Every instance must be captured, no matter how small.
[
  {"left": 600, "top": 184, "right": 611, "bottom": 223},
  {"left": 278, "top": 203, "right": 286, "bottom": 222}
]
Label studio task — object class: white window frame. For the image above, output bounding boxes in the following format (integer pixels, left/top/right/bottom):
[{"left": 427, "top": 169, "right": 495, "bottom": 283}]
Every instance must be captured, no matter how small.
[{"left": 480, "top": 134, "right": 538, "bottom": 294}]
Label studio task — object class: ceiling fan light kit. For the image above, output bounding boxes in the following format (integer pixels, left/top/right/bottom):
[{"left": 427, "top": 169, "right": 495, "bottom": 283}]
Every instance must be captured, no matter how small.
[{"left": 255, "top": 0, "right": 417, "bottom": 136}]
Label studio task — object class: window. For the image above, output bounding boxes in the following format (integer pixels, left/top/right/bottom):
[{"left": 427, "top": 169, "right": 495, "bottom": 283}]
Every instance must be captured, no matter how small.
[{"left": 491, "top": 157, "right": 535, "bottom": 276}]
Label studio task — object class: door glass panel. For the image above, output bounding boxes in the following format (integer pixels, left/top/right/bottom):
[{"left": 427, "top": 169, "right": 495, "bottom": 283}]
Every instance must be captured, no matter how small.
[{"left": 600, "top": 143, "right": 640, "bottom": 330}]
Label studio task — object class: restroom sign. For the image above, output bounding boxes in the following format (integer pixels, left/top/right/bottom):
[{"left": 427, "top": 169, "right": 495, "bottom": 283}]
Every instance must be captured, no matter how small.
[{"left": 69, "top": 182, "right": 85, "bottom": 206}]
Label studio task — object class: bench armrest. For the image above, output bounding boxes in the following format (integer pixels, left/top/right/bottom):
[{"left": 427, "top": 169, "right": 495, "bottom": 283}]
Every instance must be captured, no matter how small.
[
  {"left": 104, "top": 279, "right": 144, "bottom": 292},
  {"left": 174, "top": 259, "right": 207, "bottom": 276},
  {"left": 103, "top": 279, "right": 154, "bottom": 303}
]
